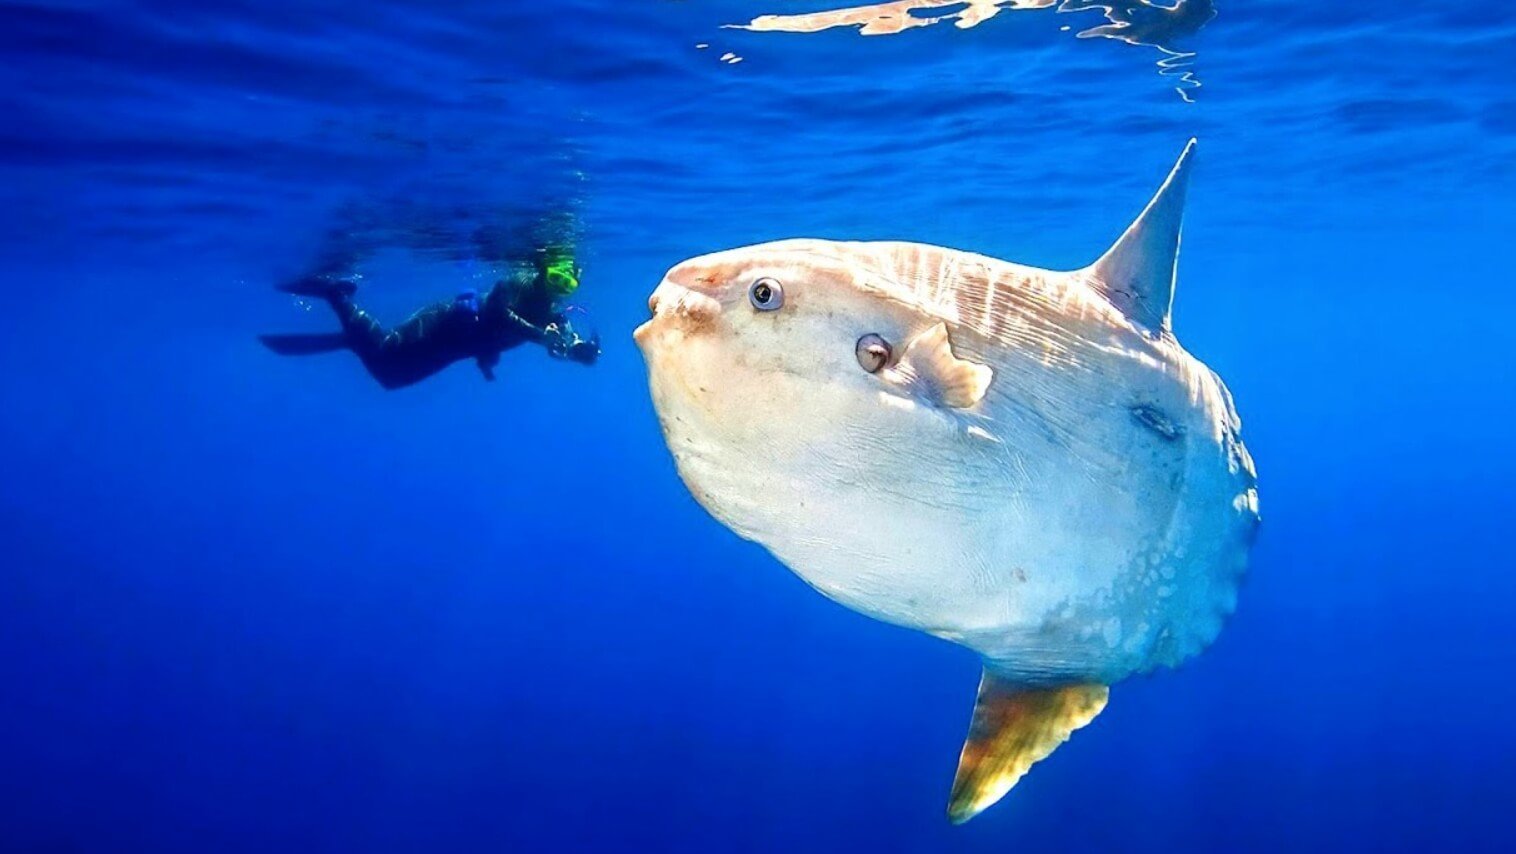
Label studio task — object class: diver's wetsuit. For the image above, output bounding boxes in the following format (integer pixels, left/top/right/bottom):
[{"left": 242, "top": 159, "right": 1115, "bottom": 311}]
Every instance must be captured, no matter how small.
[
  {"left": 262, "top": 272, "right": 596, "bottom": 389},
  {"left": 332, "top": 281, "right": 541, "bottom": 389}
]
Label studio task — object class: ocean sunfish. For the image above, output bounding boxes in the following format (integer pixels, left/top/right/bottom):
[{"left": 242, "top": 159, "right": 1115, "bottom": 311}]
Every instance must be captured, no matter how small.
[{"left": 634, "top": 140, "right": 1258, "bottom": 822}]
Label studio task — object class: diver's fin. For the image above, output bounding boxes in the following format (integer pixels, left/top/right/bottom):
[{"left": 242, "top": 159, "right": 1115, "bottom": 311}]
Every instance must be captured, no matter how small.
[
  {"left": 1085, "top": 138, "right": 1195, "bottom": 336},
  {"left": 259, "top": 333, "right": 349, "bottom": 356},
  {"left": 276, "top": 276, "right": 357, "bottom": 300},
  {"left": 882, "top": 323, "right": 992, "bottom": 409},
  {"left": 947, "top": 672, "right": 1108, "bottom": 824}
]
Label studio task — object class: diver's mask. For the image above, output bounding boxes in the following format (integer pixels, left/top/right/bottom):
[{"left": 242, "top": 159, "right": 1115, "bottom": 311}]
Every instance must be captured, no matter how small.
[{"left": 539, "top": 247, "right": 581, "bottom": 298}]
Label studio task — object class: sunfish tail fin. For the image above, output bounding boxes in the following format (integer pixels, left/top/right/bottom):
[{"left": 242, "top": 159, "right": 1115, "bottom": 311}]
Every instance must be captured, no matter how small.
[
  {"left": 947, "top": 671, "right": 1108, "bottom": 823},
  {"left": 1085, "top": 138, "right": 1196, "bottom": 335},
  {"left": 259, "top": 333, "right": 349, "bottom": 356}
]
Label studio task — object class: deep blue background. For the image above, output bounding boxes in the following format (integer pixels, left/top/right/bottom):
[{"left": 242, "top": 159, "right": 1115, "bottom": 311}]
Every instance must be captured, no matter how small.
[{"left": 2, "top": 1, "right": 1514, "bottom": 851}]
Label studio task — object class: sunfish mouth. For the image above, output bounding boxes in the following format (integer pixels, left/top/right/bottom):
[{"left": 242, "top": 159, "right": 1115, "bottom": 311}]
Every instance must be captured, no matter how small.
[
  {"left": 632, "top": 319, "right": 655, "bottom": 346},
  {"left": 634, "top": 281, "right": 723, "bottom": 347}
]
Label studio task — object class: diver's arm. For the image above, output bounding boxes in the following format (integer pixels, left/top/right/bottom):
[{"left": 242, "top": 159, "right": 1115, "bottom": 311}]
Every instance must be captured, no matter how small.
[
  {"left": 502, "top": 306, "right": 552, "bottom": 342},
  {"left": 479, "top": 276, "right": 546, "bottom": 340}
]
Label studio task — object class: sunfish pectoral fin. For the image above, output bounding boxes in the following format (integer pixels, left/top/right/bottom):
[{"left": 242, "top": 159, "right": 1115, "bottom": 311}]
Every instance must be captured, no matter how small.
[
  {"left": 947, "top": 671, "right": 1109, "bottom": 824},
  {"left": 881, "top": 323, "right": 992, "bottom": 409},
  {"left": 1084, "top": 138, "right": 1196, "bottom": 336}
]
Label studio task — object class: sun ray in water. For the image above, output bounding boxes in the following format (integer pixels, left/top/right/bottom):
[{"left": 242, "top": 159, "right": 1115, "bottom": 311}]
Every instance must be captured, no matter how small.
[{"left": 726, "top": 0, "right": 1216, "bottom": 99}]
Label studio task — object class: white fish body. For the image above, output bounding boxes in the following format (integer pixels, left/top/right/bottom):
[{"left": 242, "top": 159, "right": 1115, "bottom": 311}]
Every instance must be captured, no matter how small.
[{"left": 635, "top": 141, "right": 1258, "bottom": 821}]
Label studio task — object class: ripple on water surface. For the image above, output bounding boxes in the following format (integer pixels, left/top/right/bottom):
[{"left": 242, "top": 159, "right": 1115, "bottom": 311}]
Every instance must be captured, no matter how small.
[{"left": 726, "top": 0, "right": 1216, "bottom": 99}]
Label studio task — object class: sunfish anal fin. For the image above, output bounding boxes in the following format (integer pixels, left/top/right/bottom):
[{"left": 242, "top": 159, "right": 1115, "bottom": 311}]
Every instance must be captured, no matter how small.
[
  {"left": 882, "top": 323, "right": 992, "bottom": 409},
  {"left": 947, "top": 671, "right": 1109, "bottom": 824}
]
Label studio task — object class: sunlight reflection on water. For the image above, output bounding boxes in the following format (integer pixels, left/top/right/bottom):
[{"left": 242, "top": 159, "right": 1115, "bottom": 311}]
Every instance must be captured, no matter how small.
[{"left": 727, "top": 0, "right": 1215, "bottom": 99}]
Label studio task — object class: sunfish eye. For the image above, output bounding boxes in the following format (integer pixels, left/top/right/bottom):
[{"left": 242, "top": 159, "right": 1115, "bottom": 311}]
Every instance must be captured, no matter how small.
[
  {"left": 748, "top": 277, "right": 784, "bottom": 311},
  {"left": 855, "top": 333, "right": 892, "bottom": 373}
]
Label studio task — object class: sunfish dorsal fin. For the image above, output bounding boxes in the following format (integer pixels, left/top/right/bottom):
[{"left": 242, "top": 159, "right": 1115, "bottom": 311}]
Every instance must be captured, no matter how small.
[
  {"left": 1085, "top": 138, "right": 1196, "bottom": 336},
  {"left": 947, "top": 671, "right": 1109, "bottom": 824},
  {"left": 881, "top": 323, "right": 992, "bottom": 409}
]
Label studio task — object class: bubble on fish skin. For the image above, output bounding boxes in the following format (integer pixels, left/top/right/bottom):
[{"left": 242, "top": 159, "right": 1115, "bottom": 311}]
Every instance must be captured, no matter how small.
[
  {"left": 1101, "top": 618, "right": 1121, "bottom": 649},
  {"left": 1121, "top": 623, "right": 1152, "bottom": 657},
  {"left": 1234, "top": 489, "right": 1260, "bottom": 515}
]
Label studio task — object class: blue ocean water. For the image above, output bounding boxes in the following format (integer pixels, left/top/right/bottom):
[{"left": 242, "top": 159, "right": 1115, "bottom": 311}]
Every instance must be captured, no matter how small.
[{"left": 2, "top": 1, "right": 1514, "bottom": 850}]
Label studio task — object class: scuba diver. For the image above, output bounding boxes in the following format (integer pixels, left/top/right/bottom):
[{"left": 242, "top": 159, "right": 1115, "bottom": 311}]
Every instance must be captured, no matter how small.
[{"left": 259, "top": 247, "right": 600, "bottom": 389}]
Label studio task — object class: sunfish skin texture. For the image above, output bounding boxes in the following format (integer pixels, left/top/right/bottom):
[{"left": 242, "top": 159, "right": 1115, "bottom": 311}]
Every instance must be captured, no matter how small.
[{"left": 635, "top": 140, "right": 1258, "bottom": 821}]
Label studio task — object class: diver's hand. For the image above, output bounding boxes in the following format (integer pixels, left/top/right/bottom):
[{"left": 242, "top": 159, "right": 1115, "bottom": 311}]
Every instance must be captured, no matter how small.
[{"left": 544, "top": 323, "right": 571, "bottom": 358}]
